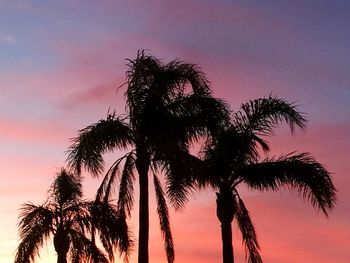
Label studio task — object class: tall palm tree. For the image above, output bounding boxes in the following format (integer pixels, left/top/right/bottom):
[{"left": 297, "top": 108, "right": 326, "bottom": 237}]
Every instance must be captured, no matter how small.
[
  {"left": 168, "top": 96, "right": 336, "bottom": 263},
  {"left": 67, "top": 50, "right": 230, "bottom": 263},
  {"left": 14, "top": 168, "right": 132, "bottom": 263}
]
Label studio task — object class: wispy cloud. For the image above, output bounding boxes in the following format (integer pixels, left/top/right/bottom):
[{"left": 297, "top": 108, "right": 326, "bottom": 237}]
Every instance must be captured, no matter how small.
[{"left": 0, "top": 34, "right": 17, "bottom": 46}]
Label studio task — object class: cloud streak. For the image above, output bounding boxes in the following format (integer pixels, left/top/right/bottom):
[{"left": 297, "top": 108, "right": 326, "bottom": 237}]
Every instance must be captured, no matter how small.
[{"left": 0, "top": 34, "right": 17, "bottom": 46}]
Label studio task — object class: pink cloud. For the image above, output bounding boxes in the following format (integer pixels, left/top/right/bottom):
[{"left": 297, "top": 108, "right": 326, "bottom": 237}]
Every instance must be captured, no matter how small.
[{"left": 0, "top": 117, "right": 71, "bottom": 145}]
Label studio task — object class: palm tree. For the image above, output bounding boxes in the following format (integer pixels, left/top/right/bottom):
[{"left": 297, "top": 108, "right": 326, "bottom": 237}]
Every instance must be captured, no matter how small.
[
  {"left": 67, "top": 50, "right": 230, "bottom": 263},
  {"left": 14, "top": 168, "right": 132, "bottom": 263},
  {"left": 169, "top": 96, "right": 336, "bottom": 263}
]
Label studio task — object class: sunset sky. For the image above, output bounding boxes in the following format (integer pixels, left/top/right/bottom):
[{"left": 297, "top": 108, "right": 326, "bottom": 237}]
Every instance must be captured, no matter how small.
[{"left": 1, "top": 1, "right": 349, "bottom": 262}]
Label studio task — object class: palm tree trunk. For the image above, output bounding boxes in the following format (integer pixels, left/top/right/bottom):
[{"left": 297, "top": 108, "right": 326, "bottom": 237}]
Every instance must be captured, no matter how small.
[
  {"left": 221, "top": 222, "right": 234, "bottom": 263},
  {"left": 136, "top": 146, "right": 150, "bottom": 263},
  {"left": 216, "top": 189, "right": 235, "bottom": 263},
  {"left": 54, "top": 226, "right": 69, "bottom": 263},
  {"left": 57, "top": 253, "right": 68, "bottom": 263}
]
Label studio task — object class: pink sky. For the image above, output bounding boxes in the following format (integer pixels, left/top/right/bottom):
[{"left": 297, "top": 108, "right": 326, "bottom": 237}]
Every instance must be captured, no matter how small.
[{"left": 1, "top": 1, "right": 349, "bottom": 262}]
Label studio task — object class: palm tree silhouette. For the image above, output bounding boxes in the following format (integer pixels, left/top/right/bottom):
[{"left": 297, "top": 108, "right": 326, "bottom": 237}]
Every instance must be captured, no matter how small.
[
  {"left": 170, "top": 96, "right": 336, "bottom": 263},
  {"left": 14, "top": 168, "right": 132, "bottom": 263},
  {"left": 67, "top": 50, "right": 229, "bottom": 263}
]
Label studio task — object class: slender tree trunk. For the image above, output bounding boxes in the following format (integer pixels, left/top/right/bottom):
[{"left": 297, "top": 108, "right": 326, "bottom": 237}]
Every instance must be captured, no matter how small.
[
  {"left": 136, "top": 146, "right": 150, "bottom": 263},
  {"left": 221, "top": 222, "right": 234, "bottom": 263},
  {"left": 54, "top": 226, "right": 69, "bottom": 263},
  {"left": 57, "top": 253, "right": 68, "bottom": 263},
  {"left": 216, "top": 188, "right": 235, "bottom": 263}
]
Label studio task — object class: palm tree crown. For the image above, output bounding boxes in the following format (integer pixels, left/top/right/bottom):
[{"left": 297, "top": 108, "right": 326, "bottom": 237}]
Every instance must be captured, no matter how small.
[
  {"left": 171, "top": 96, "right": 336, "bottom": 263},
  {"left": 14, "top": 168, "right": 132, "bottom": 263},
  {"left": 67, "top": 50, "right": 230, "bottom": 263}
]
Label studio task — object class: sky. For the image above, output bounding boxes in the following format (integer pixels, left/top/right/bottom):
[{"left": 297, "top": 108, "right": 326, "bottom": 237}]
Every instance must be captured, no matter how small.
[{"left": 0, "top": 0, "right": 349, "bottom": 262}]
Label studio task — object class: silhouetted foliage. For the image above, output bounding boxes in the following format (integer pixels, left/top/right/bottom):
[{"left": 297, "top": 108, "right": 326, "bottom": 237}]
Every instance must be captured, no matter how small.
[
  {"left": 168, "top": 96, "right": 336, "bottom": 263},
  {"left": 67, "top": 50, "right": 230, "bottom": 263},
  {"left": 14, "top": 168, "right": 132, "bottom": 263}
]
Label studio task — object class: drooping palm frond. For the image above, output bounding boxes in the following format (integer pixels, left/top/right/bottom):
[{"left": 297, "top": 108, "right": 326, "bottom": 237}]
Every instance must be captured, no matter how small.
[
  {"left": 69, "top": 228, "right": 109, "bottom": 263},
  {"left": 15, "top": 203, "right": 54, "bottom": 263},
  {"left": 239, "top": 153, "right": 336, "bottom": 215},
  {"left": 153, "top": 173, "right": 174, "bottom": 263},
  {"left": 250, "top": 133, "right": 270, "bottom": 153},
  {"left": 162, "top": 150, "right": 204, "bottom": 210},
  {"left": 233, "top": 96, "right": 307, "bottom": 136},
  {"left": 64, "top": 201, "right": 93, "bottom": 234},
  {"left": 113, "top": 211, "right": 134, "bottom": 260},
  {"left": 17, "top": 203, "right": 55, "bottom": 236},
  {"left": 234, "top": 195, "right": 262, "bottom": 263},
  {"left": 90, "top": 201, "right": 133, "bottom": 261},
  {"left": 15, "top": 224, "right": 52, "bottom": 263},
  {"left": 95, "top": 152, "right": 131, "bottom": 202},
  {"left": 67, "top": 114, "right": 134, "bottom": 175},
  {"left": 117, "top": 152, "right": 136, "bottom": 217},
  {"left": 161, "top": 59, "right": 211, "bottom": 96}
]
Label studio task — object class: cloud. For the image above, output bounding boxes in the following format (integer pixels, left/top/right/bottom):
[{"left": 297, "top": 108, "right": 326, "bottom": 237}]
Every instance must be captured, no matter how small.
[
  {"left": 0, "top": 34, "right": 17, "bottom": 46},
  {"left": 0, "top": 117, "right": 71, "bottom": 145}
]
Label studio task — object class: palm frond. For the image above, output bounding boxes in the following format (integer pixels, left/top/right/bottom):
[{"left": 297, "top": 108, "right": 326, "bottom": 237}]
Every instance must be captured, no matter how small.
[
  {"left": 167, "top": 94, "right": 230, "bottom": 144},
  {"left": 117, "top": 151, "right": 136, "bottom": 216},
  {"left": 125, "top": 50, "right": 162, "bottom": 122},
  {"left": 69, "top": 229, "right": 109, "bottom": 263},
  {"left": 15, "top": 224, "right": 51, "bottom": 263},
  {"left": 235, "top": 195, "right": 262, "bottom": 263},
  {"left": 153, "top": 173, "right": 174, "bottom": 263},
  {"left": 18, "top": 203, "right": 55, "bottom": 239},
  {"left": 51, "top": 168, "right": 82, "bottom": 206},
  {"left": 125, "top": 50, "right": 226, "bottom": 139},
  {"left": 96, "top": 154, "right": 124, "bottom": 202},
  {"left": 65, "top": 201, "right": 92, "bottom": 233},
  {"left": 163, "top": 150, "right": 203, "bottom": 210},
  {"left": 91, "top": 201, "right": 133, "bottom": 261},
  {"left": 95, "top": 151, "right": 135, "bottom": 202},
  {"left": 67, "top": 114, "right": 134, "bottom": 176},
  {"left": 202, "top": 127, "right": 261, "bottom": 183},
  {"left": 234, "top": 96, "right": 307, "bottom": 135},
  {"left": 161, "top": 59, "right": 211, "bottom": 96},
  {"left": 251, "top": 133, "right": 270, "bottom": 152},
  {"left": 126, "top": 50, "right": 211, "bottom": 107},
  {"left": 93, "top": 202, "right": 114, "bottom": 258},
  {"left": 15, "top": 203, "right": 54, "bottom": 263},
  {"left": 239, "top": 153, "right": 336, "bottom": 215}
]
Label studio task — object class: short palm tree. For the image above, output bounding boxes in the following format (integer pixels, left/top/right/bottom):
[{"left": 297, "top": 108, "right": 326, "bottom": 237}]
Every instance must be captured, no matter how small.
[
  {"left": 14, "top": 168, "right": 132, "bottom": 263},
  {"left": 169, "top": 96, "right": 336, "bottom": 263},
  {"left": 67, "top": 50, "right": 229, "bottom": 263}
]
